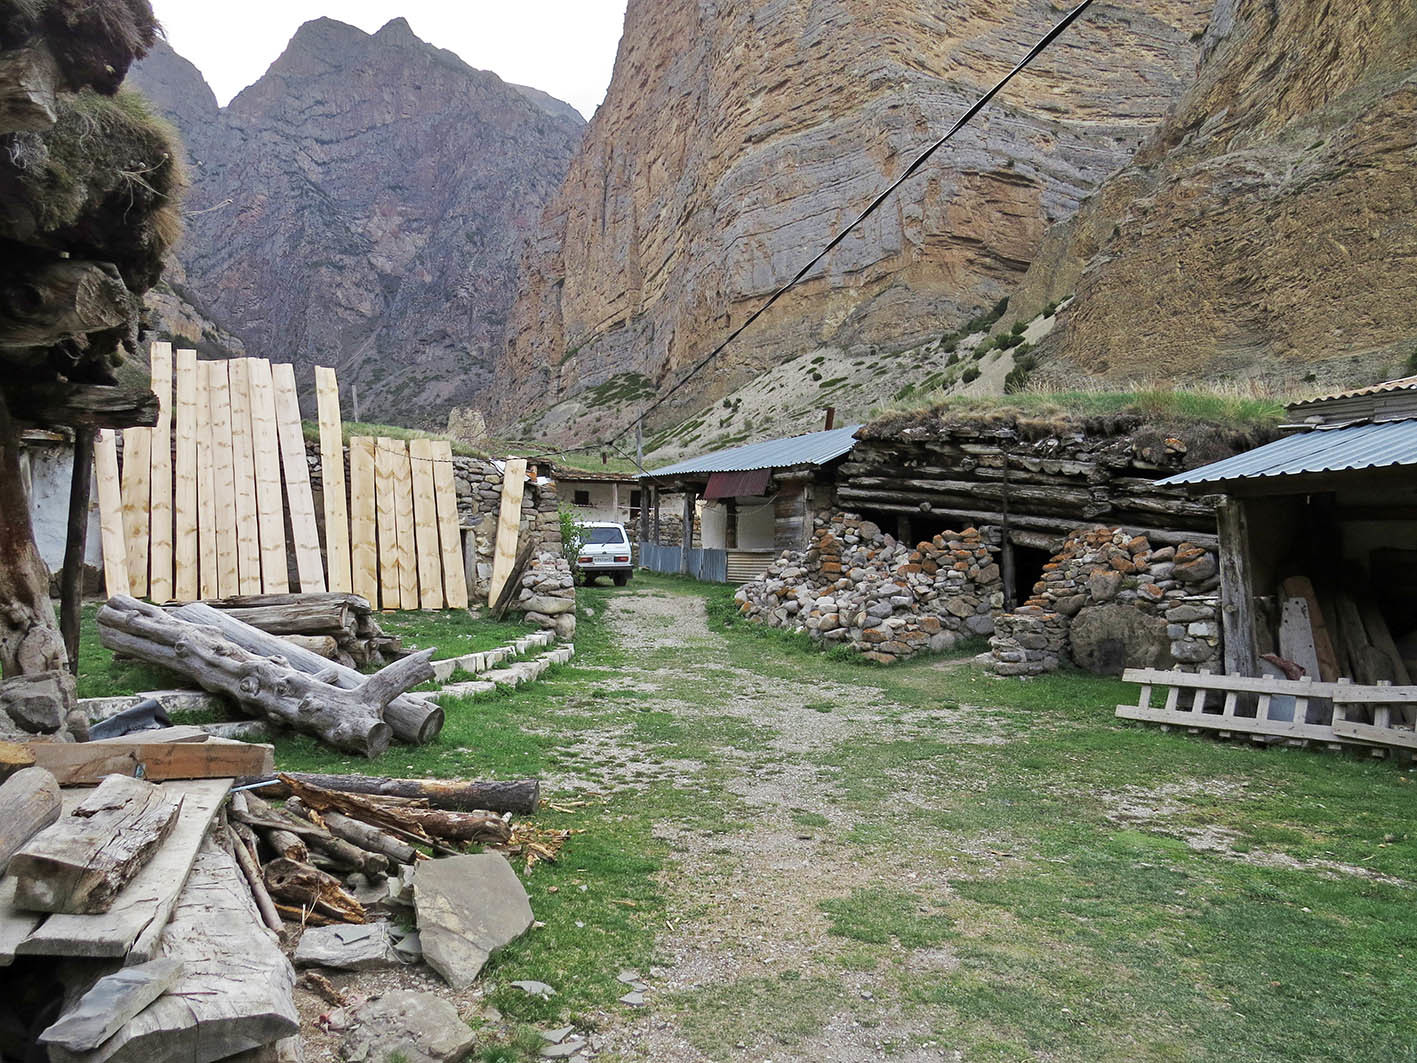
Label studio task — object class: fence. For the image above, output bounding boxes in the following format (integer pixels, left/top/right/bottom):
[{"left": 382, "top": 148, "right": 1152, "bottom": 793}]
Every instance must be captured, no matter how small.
[{"left": 638, "top": 543, "right": 728, "bottom": 583}]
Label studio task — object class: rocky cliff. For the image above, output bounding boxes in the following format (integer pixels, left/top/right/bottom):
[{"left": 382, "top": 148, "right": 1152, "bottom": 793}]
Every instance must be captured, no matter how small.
[
  {"left": 491, "top": 0, "right": 1212, "bottom": 439},
  {"left": 1011, "top": 0, "right": 1417, "bottom": 392},
  {"left": 128, "top": 20, "right": 584, "bottom": 424}
]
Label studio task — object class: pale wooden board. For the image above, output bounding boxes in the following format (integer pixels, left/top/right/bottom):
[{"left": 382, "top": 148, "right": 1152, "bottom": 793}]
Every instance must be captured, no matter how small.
[
  {"left": 147, "top": 342, "right": 174, "bottom": 603},
  {"left": 194, "top": 361, "right": 219, "bottom": 599},
  {"left": 118, "top": 425, "right": 150, "bottom": 598},
  {"left": 488, "top": 457, "right": 527, "bottom": 606},
  {"left": 206, "top": 361, "right": 240, "bottom": 598},
  {"left": 430, "top": 439, "right": 469, "bottom": 609},
  {"left": 226, "top": 359, "right": 263, "bottom": 595},
  {"left": 315, "top": 366, "right": 351, "bottom": 593},
  {"left": 245, "top": 358, "right": 289, "bottom": 594},
  {"left": 373, "top": 438, "right": 402, "bottom": 608},
  {"left": 390, "top": 439, "right": 420, "bottom": 608},
  {"left": 271, "top": 362, "right": 326, "bottom": 592},
  {"left": 14, "top": 740, "right": 273, "bottom": 785},
  {"left": 348, "top": 436, "right": 379, "bottom": 607},
  {"left": 93, "top": 429, "right": 130, "bottom": 598},
  {"left": 16, "top": 779, "right": 232, "bottom": 961},
  {"left": 408, "top": 439, "right": 444, "bottom": 609},
  {"left": 173, "top": 348, "right": 199, "bottom": 602},
  {"left": 1278, "top": 597, "right": 1324, "bottom": 683}
]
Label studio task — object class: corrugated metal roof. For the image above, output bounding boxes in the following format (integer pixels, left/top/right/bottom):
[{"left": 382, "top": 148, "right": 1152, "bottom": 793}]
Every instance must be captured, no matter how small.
[
  {"left": 1156, "top": 420, "right": 1417, "bottom": 486},
  {"left": 645, "top": 424, "right": 862, "bottom": 479},
  {"left": 1289, "top": 375, "right": 1417, "bottom": 410}
]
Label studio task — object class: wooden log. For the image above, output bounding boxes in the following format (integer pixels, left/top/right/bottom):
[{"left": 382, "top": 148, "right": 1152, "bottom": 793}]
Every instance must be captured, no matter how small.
[
  {"left": 233, "top": 794, "right": 383, "bottom": 875},
  {"left": 207, "top": 591, "right": 373, "bottom": 613},
  {"left": 284, "top": 796, "right": 419, "bottom": 865},
  {"left": 174, "top": 601, "right": 444, "bottom": 745},
  {"left": 262, "top": 857, "right": 365, "bottom": 924},
  {"left": 6, "top": 738, "right": 272, "bottom": 786},
  {"left": 0, "top": 765, "right": 60, "bottom": 873},
  {"left": 203, "top": 600, "right": 355, "bottom": 637},
  {"left": 0, "top": 42, "right": 61, "bottom": 133},
  {"left": 260, "top": 771, "right": 540, "bottom": 815},
  {"left": 9, "top": 775, "right": 181, "bottom": 914},
  {"left": 99, "top": 595, "right": 433, "bottom": 757},
  {"left": 226, "top": 822, "right": 283, "bottom": 933},
  {"left": 395, "top": 807, "right": 511, "bottom": 845},
  {"left": 0, "top": 260, "right": 128, "bottom": 347},
  {"left": 264, "top": 827, "right": 309, "bottom": 864}
]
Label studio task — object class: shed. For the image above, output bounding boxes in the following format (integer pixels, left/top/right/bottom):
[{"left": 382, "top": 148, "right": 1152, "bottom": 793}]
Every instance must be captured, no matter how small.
[{"left": 639, "top": 424, "right": 862, "bottom": 582}]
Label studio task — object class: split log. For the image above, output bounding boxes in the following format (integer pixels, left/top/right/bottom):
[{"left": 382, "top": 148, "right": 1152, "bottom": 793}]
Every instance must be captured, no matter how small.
[
  {"left": 0, "top": 259, "right": 128, "bottom": 347},
  {"left": 262, "top": 858, "right": 365, "bottom": 924},
  {"left": 202, "top": 600, "right": 355, "bottom": 637},
  {"left": 1, "top": 381, "right": 160, "bottom": 431},
  {"left": 174, "top": 602, "right": 444, "bottom": 745},
  {"left": 9, "top": 774, "right": 180, "bottom": 914},
  {"left": 280, "top": 634, "right": 339, "bottom": 660},
  {"left": 226, "top": 822, "right": 283, "bottom": 934},
  {"left": 258, "top": 771, "right": 541, "bottom": 814},
  {"left": 99, "top": 595, "right": 433, "bottom": 757},
  {"left": 284, "top": 796, "right": 420, "bottom": 865},
  {"left": 0, "top": 765, "right": 60, "bottom": 873}
]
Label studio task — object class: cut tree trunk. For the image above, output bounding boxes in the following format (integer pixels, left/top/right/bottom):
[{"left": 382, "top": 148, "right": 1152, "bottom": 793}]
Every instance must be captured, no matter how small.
[
  {"left": 284, "top": 796, "right": 420, "bottom": 865},
  {"left": 0, "top": 764, "right": 60, "bottom": 873},
  {"left": 395, "top": 807, "right": 512, "bottom": 845},
  {"left": 262, "top": 857, "right": 365, "bottom": 923},
  {"left": 0, "top": 260, "right": 129, "bottom": 347},
  {"left": 98, "top": 595, "right": 433, "bottom": 757},
  {"left": 233, "top": 793, "right": 384, "bottom": 875},
  {"left": 175, "top": 601, "right": 443, "bottom": 744},
  {"left": 259, "top": 771, "right": 540, "bottom": 814},
  {"left": 2, "top": 381, "right": 159, "bottom": 430}
]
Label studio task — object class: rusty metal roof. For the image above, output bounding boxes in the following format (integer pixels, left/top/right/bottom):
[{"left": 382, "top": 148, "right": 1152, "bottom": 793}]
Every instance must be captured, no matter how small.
[
  {"left": 644, "top": 424, "right": 862, "bottom": 479},
  {"left": 1156, "top": 419, "right": 1417, "bottom": 487},
  {"left": 1288, "top": 375, "right": 1417, "bottom": 411}
]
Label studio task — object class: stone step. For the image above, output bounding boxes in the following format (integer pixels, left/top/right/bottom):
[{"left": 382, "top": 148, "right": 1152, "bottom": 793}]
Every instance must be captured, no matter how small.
[
  {"left": 429, "top": 630, "right": 557, "bottom": 682},
  {"left": 429, "top": 644, "right": 575, "bottom": 702}
]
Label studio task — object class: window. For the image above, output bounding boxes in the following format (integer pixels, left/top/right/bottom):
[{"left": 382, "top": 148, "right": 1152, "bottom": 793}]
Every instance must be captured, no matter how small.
[
  {"left": 585, "top": 526, "right": 626, "bottom": 544},
  {"left": 573, "top": 489, "right": 590, "bottom": 506}
]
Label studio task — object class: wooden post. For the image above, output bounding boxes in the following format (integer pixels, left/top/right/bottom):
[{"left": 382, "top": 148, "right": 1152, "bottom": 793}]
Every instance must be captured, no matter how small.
[
  {"left": 638, "top": 481, "right": 649, "bottom": 549},
  {"left": 60, "top": 427, "right": 93, "bottom": 673},
  {"left": 680, "top": 490, "right": 694, "bottom": 575},
  {"left": 1218, "top": 496, "right": 1259, "bottom": 678}
]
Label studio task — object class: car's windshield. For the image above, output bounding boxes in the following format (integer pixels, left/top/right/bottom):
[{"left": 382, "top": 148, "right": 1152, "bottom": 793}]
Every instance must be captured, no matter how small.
[{"left": 584, "top": 527, "right": 626, "bottom": 545}]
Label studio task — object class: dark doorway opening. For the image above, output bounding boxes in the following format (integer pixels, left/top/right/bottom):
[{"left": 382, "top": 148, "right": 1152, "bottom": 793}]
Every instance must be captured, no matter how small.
[{"left": 1010, "top": 543, "right": 1054, "bottom": 607}]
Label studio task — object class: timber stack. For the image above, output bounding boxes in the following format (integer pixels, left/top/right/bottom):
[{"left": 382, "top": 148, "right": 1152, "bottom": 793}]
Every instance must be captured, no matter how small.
[{"left": 186, "top": 592, "right": 403, "bottom": 668}]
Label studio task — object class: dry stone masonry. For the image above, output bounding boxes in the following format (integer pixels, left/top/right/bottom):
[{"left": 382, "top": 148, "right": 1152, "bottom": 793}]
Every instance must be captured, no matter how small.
[
  {"left": 514, "top": 553, "right": 577, "bottom": 639},
  {"left": 736, "top": 513, "right": 1002, "bottom": 664}
]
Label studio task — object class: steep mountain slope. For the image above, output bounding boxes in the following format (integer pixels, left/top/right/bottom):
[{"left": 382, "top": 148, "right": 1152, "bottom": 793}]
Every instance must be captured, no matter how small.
[
  {"left": 128, "top": 20, "right": 584, "bottom": 423},
  {"left": 492, "top": 0, "right": 1212, "bottom": 440},
  {"left": 1010, "top": 0, "right": 1417, "bottom": 392}
]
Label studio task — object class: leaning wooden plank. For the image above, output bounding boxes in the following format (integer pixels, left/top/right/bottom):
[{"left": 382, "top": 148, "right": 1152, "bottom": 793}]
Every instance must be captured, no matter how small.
[
  {"left": 488, "top": 457, "right": 527, "bottom": 606},
  {"left": 1281, "top": 577, "right": 1340, "bottom": 682},
  {"left": 373, "top": 437, "right": 401, "bottom": 608},
  {"left": 315, "top": 366, "right": 351, "bottom": 593},
  {"left": 1115, "top": 702, "right": 1347, "bottom": 744},
  {"left": 10, "top": 775, "right": 181, "bottom": 914},
  {"left": 39, "top": 958, "right": 184, "bottom": 1054},
  {"left": 349, "top": 436, "right": 378, "bottom": 606},
  {"left": 17, "top": 778, "right": 232, "bottom": 961},
  {"left": 430, "top": 440, "right": 468, "bottom": 609},
  {"left": 391, "top": 439, "right": 420, "bottom": 609},
  {"left": 206, "top": 361, "right": 240, "bottom": 598},
  {"left": 13, "top": 740, "right": 272, "bottom": 786},
  {"left": 119, "top": 423, "right": 151, "bottom": 598},
  {"left": 173, "top": 349, "right": 199, "bottom": 602},
  {"left": 147, "top": 341, "right": 174, "bottom": 602},
  {"left": 0, "top": 765, "right": 61, "bottom": 873},
  {"left": 44, "top": 835, "right": 299, "bottom": 1063},
  {"left": 1119, "top": 668, "right": 1417, "bottom": 701},
  {"left": 194, "top": 362, "right": 219, "bottom": 599},
  {"left": 408, "top": 439, "right": 444, "bottom": 609},
  {"left": 246, "top": 358, "right": 289, "bottom": 594},
  {"left": 271, "top": 362, "right": 325, "bottom": 592},
  {"left": 93, "top": 429, "right": 130, "bottom": 598},
  {"left": 227, "top": 358, "right": 263, "bottom": 595}
]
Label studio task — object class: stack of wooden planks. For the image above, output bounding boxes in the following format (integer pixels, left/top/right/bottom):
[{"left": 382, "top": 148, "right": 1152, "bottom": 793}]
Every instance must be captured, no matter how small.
[{"left": 183, "top": 591, "right": 404, "bottom": 668}]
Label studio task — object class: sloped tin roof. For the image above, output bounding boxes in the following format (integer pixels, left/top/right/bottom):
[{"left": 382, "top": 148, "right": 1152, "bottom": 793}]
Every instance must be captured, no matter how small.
[
  {"left": 645, "top": 424, "right": 862, "bottom": 479},
  {"left": 1288, "top": 375, "right": 1417, "bottom": 411},
  {"left": 1156, "top": 420, "right": 1417, "bottom": 487}
]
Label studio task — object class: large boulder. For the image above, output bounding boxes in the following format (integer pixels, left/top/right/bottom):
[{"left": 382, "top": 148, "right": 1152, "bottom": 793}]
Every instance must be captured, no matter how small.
[{"left": 1069, "top": 604, "right": 1173, "bottom": 676}]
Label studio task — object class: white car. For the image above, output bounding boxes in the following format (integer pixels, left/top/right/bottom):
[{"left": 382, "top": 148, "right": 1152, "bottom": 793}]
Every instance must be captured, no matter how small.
[{"left": 576, "top": 522, "right": 634, "bottom": 585}]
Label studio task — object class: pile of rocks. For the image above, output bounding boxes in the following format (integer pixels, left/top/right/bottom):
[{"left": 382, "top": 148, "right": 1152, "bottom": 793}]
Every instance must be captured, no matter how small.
[
  {"left": 514, "top": 553, "right": 577, "bottom": 639},
  {"left": 735, "top": 513, "right": 1002, "bottom": 664},
  {"left": 988, "top": 610, "right": 1068, "bottom": 676}
]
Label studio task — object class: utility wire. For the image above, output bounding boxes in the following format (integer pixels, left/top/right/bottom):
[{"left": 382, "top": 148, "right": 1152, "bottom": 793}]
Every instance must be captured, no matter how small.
[{"left": 598, "top": 0, "right": 1098, "bottom": 453}]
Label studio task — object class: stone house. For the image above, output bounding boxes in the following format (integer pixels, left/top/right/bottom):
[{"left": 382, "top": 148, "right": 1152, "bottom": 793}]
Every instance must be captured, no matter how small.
[{"left": 550, "top": 468, "right": 640, "bottom": 525}]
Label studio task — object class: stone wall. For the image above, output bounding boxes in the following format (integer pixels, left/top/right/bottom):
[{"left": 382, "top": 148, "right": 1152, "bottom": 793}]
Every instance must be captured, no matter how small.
[
  {"left": 514, "top": 552, "right": 576, "bottom": 638},
  {"left": 735, "top": 513, "right": 1002, "bottom": 664}
]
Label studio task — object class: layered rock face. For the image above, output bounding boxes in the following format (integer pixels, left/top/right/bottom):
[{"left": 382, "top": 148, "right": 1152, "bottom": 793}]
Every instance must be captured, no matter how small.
[
  {"left": 1013, "top": 0, "right": 1417, "bottom": 391},
  {"left": 493, "top": 0, "right": 1211, "bottom": 437},
  {"left": 128, "top": 20, "right": 584, "bottom": 425}
]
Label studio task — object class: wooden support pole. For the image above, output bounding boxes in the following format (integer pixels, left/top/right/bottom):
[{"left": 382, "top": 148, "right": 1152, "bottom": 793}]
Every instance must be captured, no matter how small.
[
  {"left": 60, "top": 427, "right": 93, "bottom": 673},
  {"left": 1217, "top": 497, "right": 1258, "bottom": 678},
  {"left": 680, "top": 490, "right": 694, "bottom": 575}
]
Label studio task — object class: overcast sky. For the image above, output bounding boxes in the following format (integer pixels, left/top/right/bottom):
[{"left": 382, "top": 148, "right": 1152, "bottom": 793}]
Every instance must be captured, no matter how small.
[{"left": 149, "top": 1, "right": 629, "bottom": 119}]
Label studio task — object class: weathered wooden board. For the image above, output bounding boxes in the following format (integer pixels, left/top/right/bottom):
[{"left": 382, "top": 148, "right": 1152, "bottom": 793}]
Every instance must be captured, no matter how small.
[
  {"left": 43, "top": 835, "right": 298, "bottom": 1063},
  {"left": 0, "top": 878, "right": 42, "bottom": 965},
  {"left": 16, "top": 778, "right": 233, "bottom": 961},
  {"left": 431, "top": 440, "right": 469, "bottom": 609},
  {"left": 147, "top": 341, "right": 174, "bottom": 602},
  {"left": 246, "top": 358, "right": 289, "bottom": 594},
  {"left": 391, "top": 439, "right": 419, "bottom": 609},
  {"left": 1278, "top": 596, "right": 1325, "bottom": 683},
  {"left": 12, "top": 740, "right": 272, "bottom": 785},
  {"left": 194, "top": 361, "right": 219, "bottom": 599},
  {"left": 119, "top": 422, "right": 151, "bottom": 598},
  {"left": 173, "top": 349, "right": 201, "bottom": 602},
  {"left": 39, "top": 957, "right": 184, "bottom": 1053},
  {"left": 0, "top": 766, "right": 61, "bottom": 874},
  {"left": 349, "top": 436, "right": 378, "bottom": 606},
  {"left": 488, "top": 457, "right": 527, "bottom": 606},
  {"left": 408, "top": 438, "right": 443, "bottom": 610},
  {"left": 271, "top": 361, "right": 326, "bottom": 592},
  {"left": 227, "top": 358, "right": 263, "bottom": 596},
  {"left": 373, "top": 437, "right": 402, "bottom": 609},
  {"left": 1281, "top": 576, "right": 1340, "bottom": 682},
  {"left": 93, "top": 428, "right": 130, "bottom": 598},
  {"left": 9, "top": 775, "right": 181, "bottom": 914},
  {"left": 315, "top": 365, "right": 351, "bottom": 593},
  {"left": 207, "top": 360, "right": 240, "bottom": 598}
]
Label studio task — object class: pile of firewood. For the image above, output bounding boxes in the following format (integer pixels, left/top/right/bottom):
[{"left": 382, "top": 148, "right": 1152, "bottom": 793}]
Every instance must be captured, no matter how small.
[{"left": 182, "top": 593, "right": 404, "bottom": 669}]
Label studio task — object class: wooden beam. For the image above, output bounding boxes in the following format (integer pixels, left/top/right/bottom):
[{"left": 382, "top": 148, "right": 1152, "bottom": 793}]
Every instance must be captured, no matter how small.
[
  {"left": 60, "top": 426, "right": 92, "bottom": 672},
  {"left": 1217, "top": 497, "right": 1258, "bottom": 678},
  {"left": 2, "top": 382, "right": 158, "bottom": 431},
  {"left": 349, "top": 436, "right": 378, "bottom": 606},
  {"left": 0, "top": 260, "right": 128, "bottom": 347},
  {"left": 431, "top": 440, "right": 468, "bottom": 609},
  {"left": 4, "top": 738, "right": 273, "bottom": 786},
  {"left": 147, "top": 342, "right": 174, "bottom": 603},
  {"left": 489, "top": 457, "right": 527, "bottom": 605},
  {"left": 245, "top": 359, "right": 288, "bottom": 594},
  {"left": 271, "top": 362, "right": 325, "bottom": 592},
  {"left": 226, "top": 358, "right": 262, "bottom": 595},
  {"left": 93, "top": 428, "right": 129, "bottom": 598},
  {"left": 173, "top": 348, "right": 199, "bottom": 602},
  {"left": 409, "top": 438, "right": 443, "bottom": 609},
  {"left": 315, "top": 366, "right": 351, "bottom": 593},
  {"left": 0, "top": 766, "right": 60, "bottom": 874}
]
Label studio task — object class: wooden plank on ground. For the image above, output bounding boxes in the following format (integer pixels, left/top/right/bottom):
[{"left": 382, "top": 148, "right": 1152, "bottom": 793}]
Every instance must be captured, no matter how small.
[
  {"left": 349, "top": 436, "right": 378, "bottom": 606},
  {"left": 16, "top": 778, "right": 232, "bottom": 962},
  {"left": 194, "top": 361, "right": 219, "bottom": 599},
  {"left": 9, "top": 775, "right": 181, "bottom": 914},
  {"left": 93, "top": 429, "right": 129, "bottom": 598},
  {"left": 431, "top": 440, "right": 468, "bottom": 609},
  {"left": 173, "top": 348, "right": 199, "bottom": 602},
  {"left": 408, "top": 439, "right": 443, "bottom": 609},
  {"left": 246, "top": 358, "right": 288, "bottom": 594},
  {"left": 119, "top": 424, "right": 150, "bottom": 598},
  {"left": 227, "top": 359, "right": 262, "bottom": 595},
  {"left": 391, "top": 439, "right": 419, "bottom": 608},
  {"left": 373, "top": 437, "right": 401, "bottom": 609},
  {"left": 5, "top": 740, "right": 272, "bottom": 786},
  {"left": 207, "top": 360, "right": 239, "bottom": 598},
  {"left": 147, "top": 342, "right": 174, "bottom": 602},
  {"left": 315, "top": 366, "right": 350, "bottom": 592},
  {"left": 271, "top": 362, "right": 326, "bottom": 592},
  {"left": 488, "top": 457, "right": 527, "bottom": 606}
]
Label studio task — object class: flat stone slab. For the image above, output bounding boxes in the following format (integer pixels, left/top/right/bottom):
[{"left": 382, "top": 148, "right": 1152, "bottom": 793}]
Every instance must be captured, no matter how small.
[
  {"left": 294, "top": 922, "right": 400, "bottom": 970},
  {"left": 343, "top": 991, "right": 475, "bottom": 1063},
  {"left": 40, "top": 958, "right": 184, "bottom": 1051},
  {"left": 415, "top": 854, "right": 533, "bottom": 990}
]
